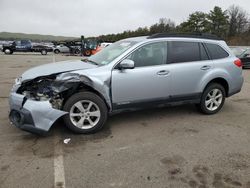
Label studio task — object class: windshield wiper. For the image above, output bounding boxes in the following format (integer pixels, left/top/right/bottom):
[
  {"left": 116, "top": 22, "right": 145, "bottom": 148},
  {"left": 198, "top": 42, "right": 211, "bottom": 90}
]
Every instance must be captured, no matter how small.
[{"left": 81, "top": 58, "right": 99, "bottom": 65}]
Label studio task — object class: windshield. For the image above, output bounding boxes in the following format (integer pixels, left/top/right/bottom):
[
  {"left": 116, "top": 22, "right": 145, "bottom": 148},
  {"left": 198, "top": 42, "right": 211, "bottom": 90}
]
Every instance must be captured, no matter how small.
[{"left": 88, "top": 40, "right": 137, "bottom": 65}]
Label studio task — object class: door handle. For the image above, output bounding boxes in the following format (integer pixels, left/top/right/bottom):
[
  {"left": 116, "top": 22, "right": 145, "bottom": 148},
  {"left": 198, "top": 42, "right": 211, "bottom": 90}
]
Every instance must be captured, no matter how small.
[
  {"left": 200, "top": 65, "right": 211, "bottom": 70},
  {"left": 157, "top": 70, "right": 169, "bottom": 76}
]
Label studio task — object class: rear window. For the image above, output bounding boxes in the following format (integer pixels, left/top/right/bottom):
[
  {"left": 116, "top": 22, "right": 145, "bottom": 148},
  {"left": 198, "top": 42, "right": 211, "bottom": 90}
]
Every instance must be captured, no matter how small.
[
  {"left": 167, "top": 41, "right": 208, "bottom": 63},
  {"left": 205, "top": 43, "right": 229, "bottom": 59}
]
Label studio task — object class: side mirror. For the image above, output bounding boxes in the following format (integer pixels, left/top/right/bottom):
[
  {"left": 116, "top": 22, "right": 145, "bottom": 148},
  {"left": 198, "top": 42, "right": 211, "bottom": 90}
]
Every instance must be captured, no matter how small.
[{"left": 119, "top": 59, "right": 135, "bottom": 69}]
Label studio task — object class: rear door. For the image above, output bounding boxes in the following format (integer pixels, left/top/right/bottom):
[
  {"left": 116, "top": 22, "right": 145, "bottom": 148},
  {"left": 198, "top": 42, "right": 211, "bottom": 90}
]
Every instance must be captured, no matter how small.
[{"left": 167, "top": 41, "right": 211, "bottom": 99}]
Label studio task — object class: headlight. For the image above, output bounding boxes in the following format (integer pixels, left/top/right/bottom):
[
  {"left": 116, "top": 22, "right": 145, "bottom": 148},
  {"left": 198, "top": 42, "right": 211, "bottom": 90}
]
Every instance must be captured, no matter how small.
[{"left": 15, "top": 77, "right": 22, "bottom": 85}]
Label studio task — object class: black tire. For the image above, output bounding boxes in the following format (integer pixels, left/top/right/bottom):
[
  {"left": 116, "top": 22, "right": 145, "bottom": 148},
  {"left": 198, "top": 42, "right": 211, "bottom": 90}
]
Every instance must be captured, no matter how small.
[
  {"left": 74, "top": 48, "right": 80, "bottom": 54},
  {"left": 54, "top": 49, "right": 60, "bottom": 54},
  {"left": 84, "top": 50, "right": 91, "bottom": 56},
  {"left": 63, "top": 92, "right": 108, "bottom": 134},
  {"left": 41, "top": 49, "right": 47, "bottom": 55},
  {"left": 4, "top": 48, "right": 13, "bottom": 55},
  {"left": 197, "top": 83, "right": 226, "bottom": 115}
]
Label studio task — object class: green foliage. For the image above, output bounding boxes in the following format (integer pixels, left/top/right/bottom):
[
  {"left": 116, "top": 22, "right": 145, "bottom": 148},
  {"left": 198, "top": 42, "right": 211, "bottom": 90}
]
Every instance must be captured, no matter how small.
[
  {"left": 97, "top": 5, "right": 249, "bottom": 44},
  {"left": 207, "top": 6, "right": 228, "bottom": 37},
  {"left": 98, "top": 18, "right": 175, "bottom": 42},
  {"left": 178, "top": 12, "right": 209, "bottom": 33}
]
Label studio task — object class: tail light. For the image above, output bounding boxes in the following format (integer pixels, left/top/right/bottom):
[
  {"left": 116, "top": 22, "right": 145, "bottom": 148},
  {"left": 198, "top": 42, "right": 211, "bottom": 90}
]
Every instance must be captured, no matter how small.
[{"left": 234, "top": 59, "right": 242, "bottom": 68}]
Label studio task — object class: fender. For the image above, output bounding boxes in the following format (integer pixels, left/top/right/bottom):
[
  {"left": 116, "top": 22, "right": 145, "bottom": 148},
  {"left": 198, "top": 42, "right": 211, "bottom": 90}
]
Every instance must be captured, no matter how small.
[{"left": 199, "top": 67, "right": 232, "bottom": 93}]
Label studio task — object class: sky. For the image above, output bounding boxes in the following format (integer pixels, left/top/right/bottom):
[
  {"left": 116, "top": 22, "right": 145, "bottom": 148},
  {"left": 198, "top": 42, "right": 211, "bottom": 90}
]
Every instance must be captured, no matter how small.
[{"left": 0, "top": 0, "right": 249, "bottom": 37}]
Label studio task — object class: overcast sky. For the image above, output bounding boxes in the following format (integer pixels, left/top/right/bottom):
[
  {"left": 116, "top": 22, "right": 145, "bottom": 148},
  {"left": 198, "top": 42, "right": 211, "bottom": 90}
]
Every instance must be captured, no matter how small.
[{"left": 0, "top": 0, "right": 249, "bottom": 37}]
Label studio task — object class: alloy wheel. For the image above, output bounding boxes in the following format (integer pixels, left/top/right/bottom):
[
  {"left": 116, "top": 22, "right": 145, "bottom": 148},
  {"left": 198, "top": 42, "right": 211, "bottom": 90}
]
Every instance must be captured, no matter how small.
[
  {"left": 69, "top": 100, "right": 101, "bottom": 129},
  {"left": 205, "top": 88, "right": 223, "bottom": 111}
]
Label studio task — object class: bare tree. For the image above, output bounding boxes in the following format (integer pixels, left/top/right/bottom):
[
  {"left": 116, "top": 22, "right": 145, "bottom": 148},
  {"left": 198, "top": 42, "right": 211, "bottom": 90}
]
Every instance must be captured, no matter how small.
[{"left": 227, "top": 5, "right": 249, "bottom": 36}]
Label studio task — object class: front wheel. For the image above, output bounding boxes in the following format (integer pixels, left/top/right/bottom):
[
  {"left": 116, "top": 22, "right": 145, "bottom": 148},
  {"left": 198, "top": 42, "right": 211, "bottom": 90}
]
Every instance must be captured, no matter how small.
[
  {"left": 198, "top": 83, "right": 226, "bottom": 115},
  {"left": 63, "top": 92, "right": 108, "bottom": 134},
  {"left": 4, "top": 48, "right": 13, "bottom": 55},
  {"left": 54, "top": 49, "right": 60, "bottom": 54},
  {"left": 74, "top": 48, "right": 80, "bottom": 54}
]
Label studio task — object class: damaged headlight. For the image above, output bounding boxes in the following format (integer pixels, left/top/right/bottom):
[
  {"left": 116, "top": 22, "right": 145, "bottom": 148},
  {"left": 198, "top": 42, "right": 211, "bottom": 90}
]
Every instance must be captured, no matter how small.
[{"left": 16, "top": 75, "right": 64, "bottom": 109}]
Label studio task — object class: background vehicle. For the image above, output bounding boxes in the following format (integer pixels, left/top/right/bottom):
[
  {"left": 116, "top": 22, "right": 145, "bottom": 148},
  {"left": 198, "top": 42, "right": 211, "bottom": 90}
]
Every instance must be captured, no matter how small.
[
  {"left": 100, "top": 42, "right": 112, "bottom": 48},
  {"left": 82, "top": 39, "right": 101, "bottom": 56},
  {"left": 237, "top": 48, "right": 250, "bottom": 68},
  {"left": 53, "top": 44, "right": 70, "bottom": 54},
  {"left": 9, "top": 33, "right": 243, "bottom": 135},
  {"left": 2, "top": 40, "right": 53, "bottom": 55}
]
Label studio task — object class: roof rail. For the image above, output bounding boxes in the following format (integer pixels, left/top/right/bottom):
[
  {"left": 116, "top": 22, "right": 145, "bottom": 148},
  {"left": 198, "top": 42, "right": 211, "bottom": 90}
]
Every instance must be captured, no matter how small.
[{"left": 147, "top": 33, "right": 221, "bottom": 40}]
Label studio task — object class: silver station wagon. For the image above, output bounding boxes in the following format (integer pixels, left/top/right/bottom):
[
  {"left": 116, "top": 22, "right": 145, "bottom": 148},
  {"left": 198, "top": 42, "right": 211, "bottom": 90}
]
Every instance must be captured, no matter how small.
[{"left": 9, "top": 33, "right": 244, "bottom": 134}]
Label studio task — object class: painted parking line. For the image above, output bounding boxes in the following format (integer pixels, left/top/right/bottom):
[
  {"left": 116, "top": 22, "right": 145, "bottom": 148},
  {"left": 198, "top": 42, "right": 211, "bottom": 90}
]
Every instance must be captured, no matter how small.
[{"left": 54, "top": 135, "right": 66, "bottom": 188}]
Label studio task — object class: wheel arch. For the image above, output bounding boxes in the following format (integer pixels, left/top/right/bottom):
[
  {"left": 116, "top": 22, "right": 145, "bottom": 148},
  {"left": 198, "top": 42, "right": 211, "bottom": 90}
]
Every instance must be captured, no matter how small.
[
  {"left": 203, "top": 77, "right": 229, "bottom": 97},
  {"left": 54, "top": 49, "right": 60, "bottom": 53},
  {"left": 62, "top": 82, "right": 111, "bottom": 112}
]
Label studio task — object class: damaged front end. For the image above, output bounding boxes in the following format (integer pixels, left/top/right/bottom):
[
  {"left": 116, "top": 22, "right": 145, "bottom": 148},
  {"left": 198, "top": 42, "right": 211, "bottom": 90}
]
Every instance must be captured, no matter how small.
[
  {"left": 9, "top": 67, "right": 112, "bottom": 135},
  {"left": 9, "top": 73, "right": 87, "bottom": 134}
]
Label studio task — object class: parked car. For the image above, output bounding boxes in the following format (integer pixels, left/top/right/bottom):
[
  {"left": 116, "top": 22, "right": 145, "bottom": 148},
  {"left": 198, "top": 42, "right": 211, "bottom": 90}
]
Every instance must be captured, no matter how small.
[
  {"left": 2, "top": 40, "right": 53, "bottom": 55},
  {"left": 237, "top": 48, "right": 250, "bottom": 68},
  {"left": 9, "top": 33, "right": 243, "bottom": 134},
  {"left": 53, "top": 44, "right": 70, "bottom": 54}
]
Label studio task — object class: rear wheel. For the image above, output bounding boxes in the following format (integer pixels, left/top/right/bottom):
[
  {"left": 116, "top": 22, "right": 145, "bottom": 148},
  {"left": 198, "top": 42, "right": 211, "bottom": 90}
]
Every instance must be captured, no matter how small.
[
  {"left": 63, "top": 92, "right": 108, "bottom": 134},
  {"left": 198, "top": 83, "right": 226, "bottom": 114},
  {"left": 41, "top": 49, "right": 47, "bottom": 55}
]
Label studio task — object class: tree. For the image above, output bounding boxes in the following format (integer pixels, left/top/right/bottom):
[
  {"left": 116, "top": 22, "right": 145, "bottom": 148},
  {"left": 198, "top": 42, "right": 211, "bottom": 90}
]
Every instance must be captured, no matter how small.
[
  {"left": 227, "top": 5, "right": 249, "bottom": 37},
  {"left": 207, "top": 6, "right": 228, "bottom": 38},
  {"left": 149, "top": 18, "right": 176, "bottom": 34},
  {"left": 178, "top": 12, "right": 209, "bottom": 33}
]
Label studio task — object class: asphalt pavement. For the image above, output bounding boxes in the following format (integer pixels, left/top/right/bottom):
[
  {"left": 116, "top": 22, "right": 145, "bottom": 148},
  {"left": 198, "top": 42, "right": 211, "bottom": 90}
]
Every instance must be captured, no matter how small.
[{"left": 0, "top": 53, "right": 250, "bottom": 188}]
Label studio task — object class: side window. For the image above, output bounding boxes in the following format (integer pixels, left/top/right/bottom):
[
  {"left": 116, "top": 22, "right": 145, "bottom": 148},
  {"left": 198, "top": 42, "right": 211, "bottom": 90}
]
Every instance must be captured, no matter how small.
[
  {"left": 167, "top": 41, "right": 200, "bottom": 63},
  {"left": 205, "top": 43, "right": 229, "bottom": 60},
  {"left": 21, "top": 40, "right": 26, "bottom": 45},
  {"left": 200, "top": 43, "right": 209, "bottom": 60},
  {"left": 15, "top": 41, "right": 21, "bottom": 46},
  {"left": 128, "top": 42, "right": 167, "bottom": 67}
]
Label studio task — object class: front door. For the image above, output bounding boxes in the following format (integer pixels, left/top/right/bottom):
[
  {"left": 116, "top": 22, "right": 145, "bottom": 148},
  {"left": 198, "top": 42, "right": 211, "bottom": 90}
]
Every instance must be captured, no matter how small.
[{"left": 111, "top": 41, "right": 171, "bottom": 109}]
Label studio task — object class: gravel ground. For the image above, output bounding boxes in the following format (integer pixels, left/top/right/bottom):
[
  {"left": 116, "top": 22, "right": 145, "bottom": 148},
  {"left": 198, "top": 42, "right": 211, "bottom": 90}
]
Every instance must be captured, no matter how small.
[{"left": 0, "top": 52, "right": 250, "bottom": 188}]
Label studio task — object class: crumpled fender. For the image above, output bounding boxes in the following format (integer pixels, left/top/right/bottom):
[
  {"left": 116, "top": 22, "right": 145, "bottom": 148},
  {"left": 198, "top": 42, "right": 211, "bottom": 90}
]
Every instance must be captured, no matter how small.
[{"left": 56, "top": 72, "right": 112, "bottom": 111}]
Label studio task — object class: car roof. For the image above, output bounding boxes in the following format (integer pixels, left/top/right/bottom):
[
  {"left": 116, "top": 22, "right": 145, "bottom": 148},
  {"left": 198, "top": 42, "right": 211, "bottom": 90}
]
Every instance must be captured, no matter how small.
[{"left": 122, "top": 36, "right": 223, "bottom": 44}]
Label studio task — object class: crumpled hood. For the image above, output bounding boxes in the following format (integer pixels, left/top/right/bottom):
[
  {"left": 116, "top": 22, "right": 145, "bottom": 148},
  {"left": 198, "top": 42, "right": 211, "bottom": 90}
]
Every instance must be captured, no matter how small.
[{"left": 21, "top": 60, "right": 97, "bottom": 82}]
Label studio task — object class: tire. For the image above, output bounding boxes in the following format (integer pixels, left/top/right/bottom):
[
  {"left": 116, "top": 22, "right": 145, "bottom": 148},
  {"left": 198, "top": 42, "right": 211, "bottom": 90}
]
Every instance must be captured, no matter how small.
[
  {"left": 198, "top": 83, "right": 226, "bottom": 115},
  {"left": 41, "top": 49, "right": 47, "bottom": 55},
  {"left": 63, "top": 92, "right": 108, "bottom": 134},
  {"left": 4, "top": 48, "right": 12, "bottom": 55},
  {"left": 84, "top": 50, "right": 91, "bottom": 56},
  {"left": 54, "top": 49, "right": 60, "bottom": 54},
  {"left": 74, "top": 49, "right": 80, "bottom": 54}
]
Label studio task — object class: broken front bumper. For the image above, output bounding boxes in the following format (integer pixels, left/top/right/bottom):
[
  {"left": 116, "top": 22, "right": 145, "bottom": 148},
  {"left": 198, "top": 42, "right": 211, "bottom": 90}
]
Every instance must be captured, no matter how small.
[{"left": 9, "top": 88, "right": 67, "bottom": 134}]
